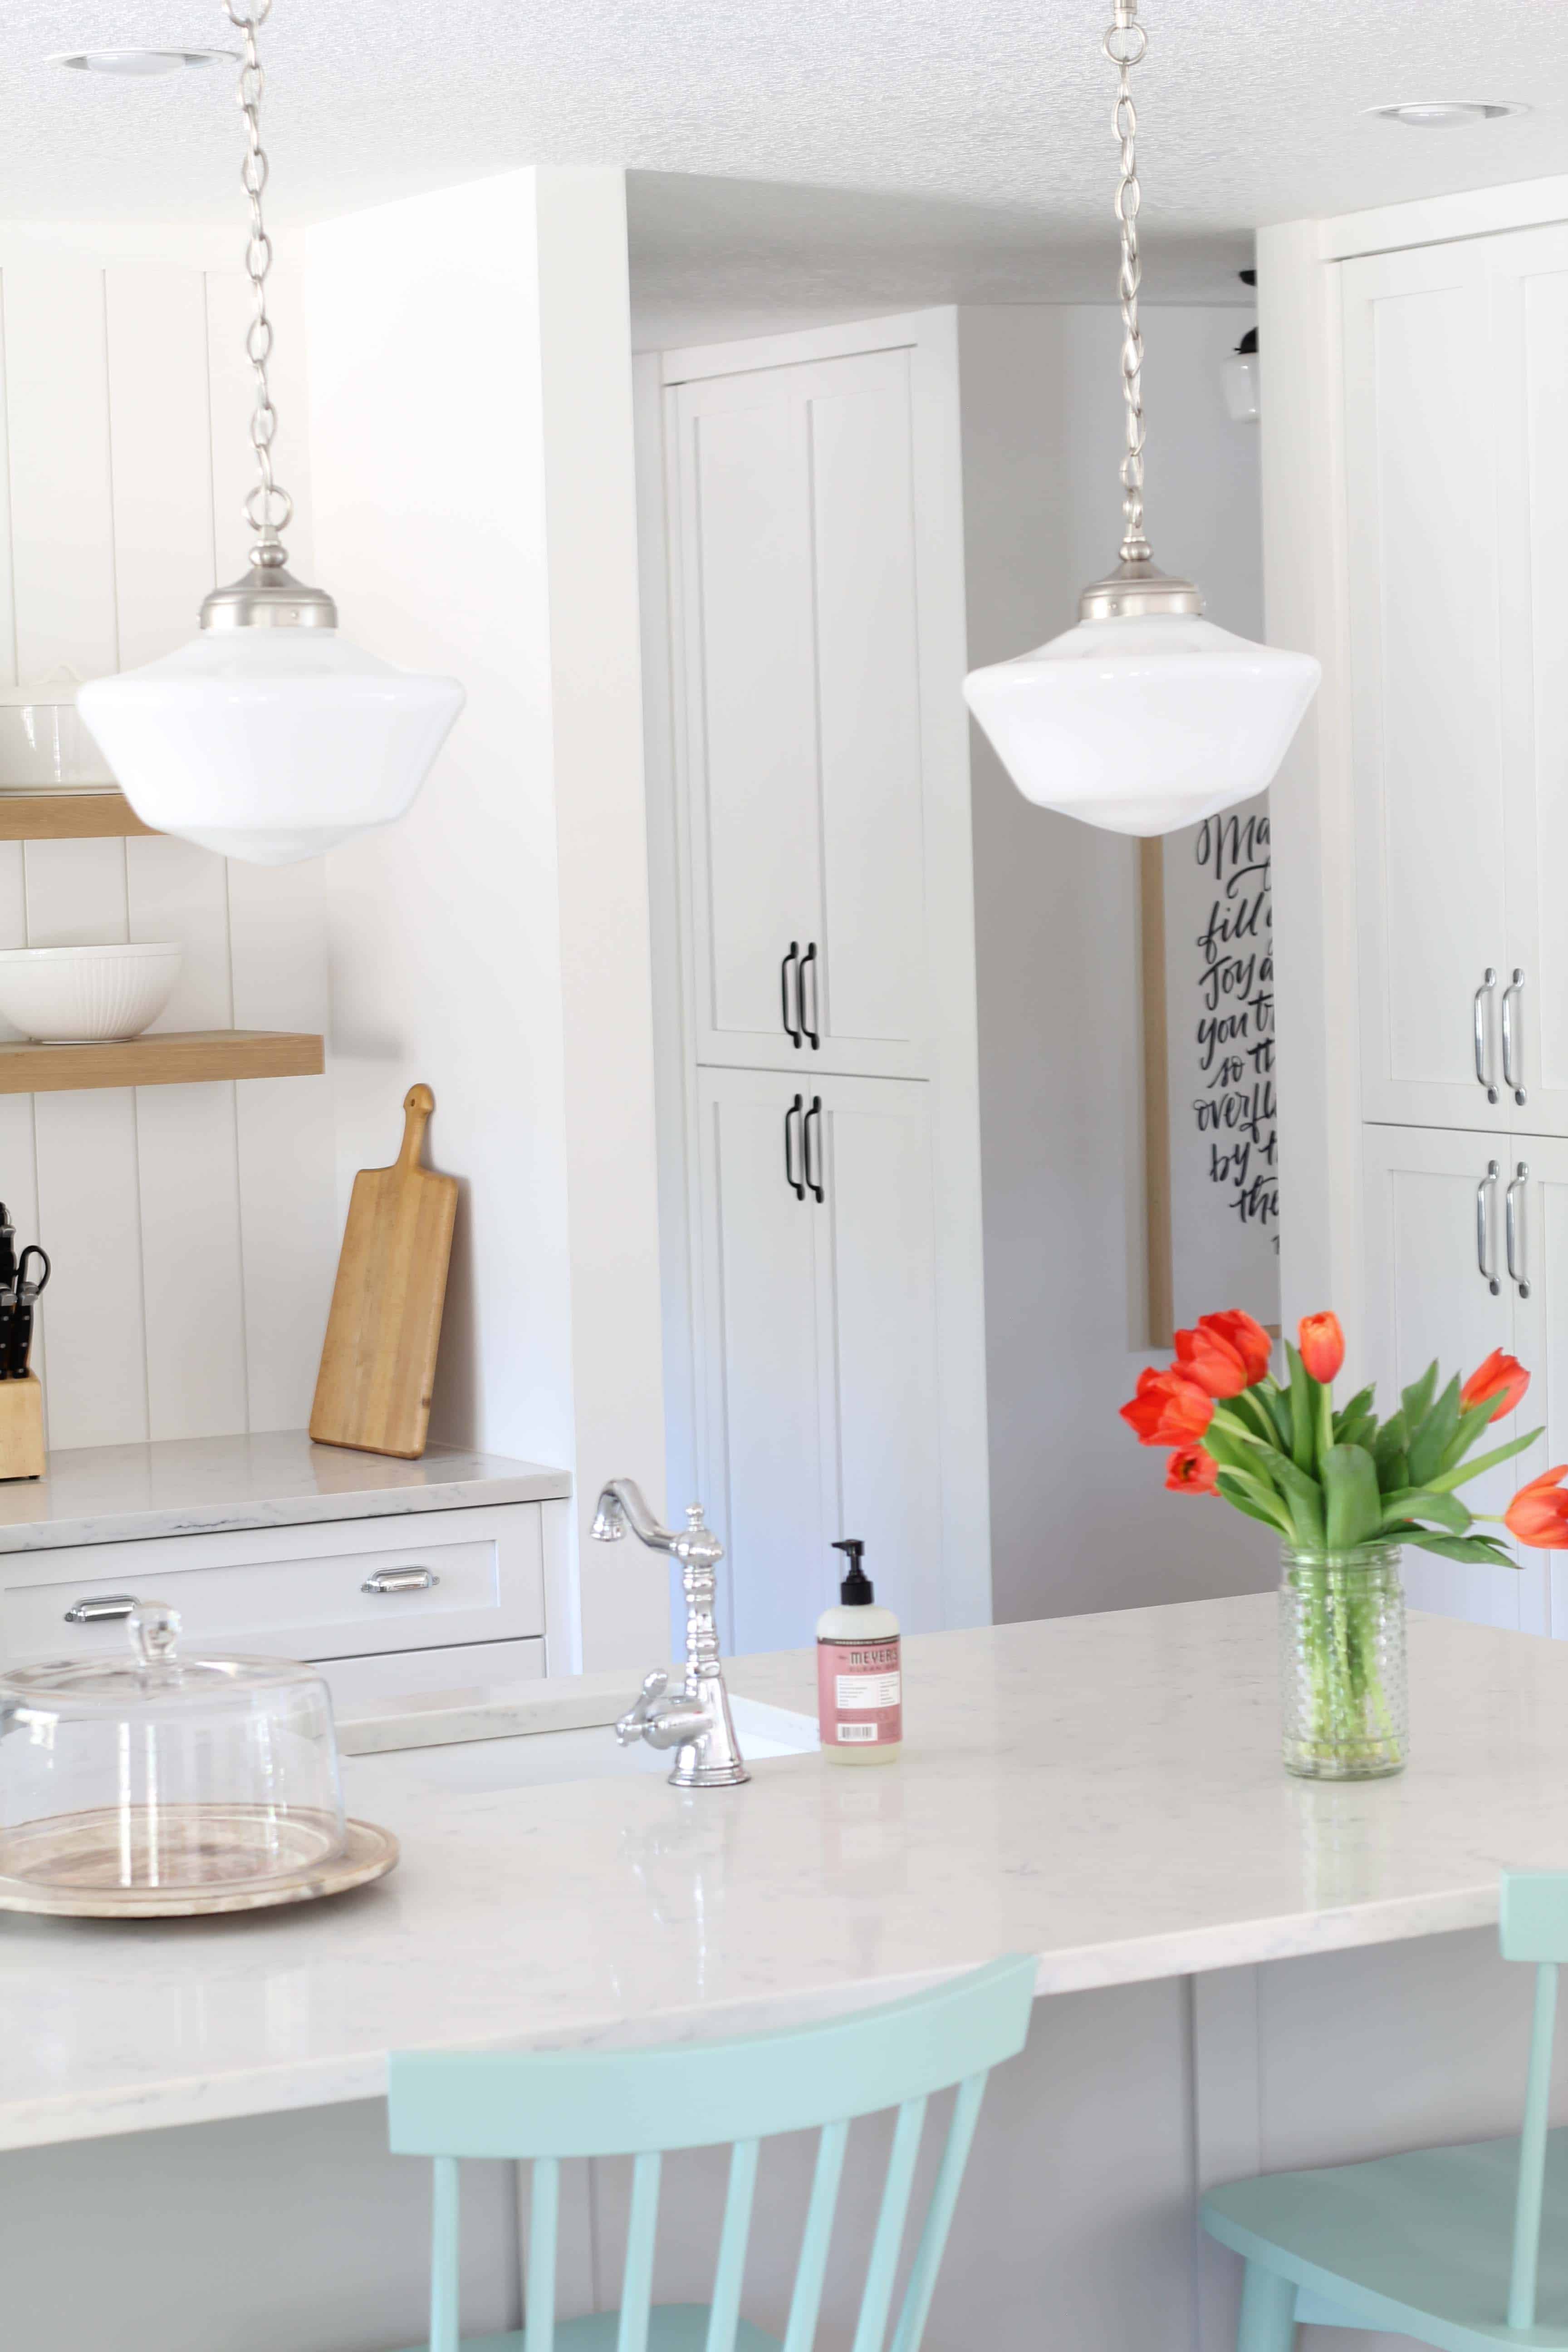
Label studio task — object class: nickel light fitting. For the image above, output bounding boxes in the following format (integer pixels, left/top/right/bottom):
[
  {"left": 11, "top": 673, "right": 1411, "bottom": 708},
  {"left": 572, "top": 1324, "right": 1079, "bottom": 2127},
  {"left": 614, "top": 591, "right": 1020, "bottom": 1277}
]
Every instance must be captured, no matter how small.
[
  {"left": 78, "top": 0, "right": 465, "bottom": 863},
  {"left": 963, "top": 0, "right": 1319, "bottom": 836}
]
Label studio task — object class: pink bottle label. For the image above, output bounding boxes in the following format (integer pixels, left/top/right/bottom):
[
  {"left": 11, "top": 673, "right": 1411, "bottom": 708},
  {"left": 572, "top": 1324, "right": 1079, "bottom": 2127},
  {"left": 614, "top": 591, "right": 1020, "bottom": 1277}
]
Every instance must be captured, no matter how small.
[{"left": 817, "top": 1635, "right": 902, "bottom": 1747}]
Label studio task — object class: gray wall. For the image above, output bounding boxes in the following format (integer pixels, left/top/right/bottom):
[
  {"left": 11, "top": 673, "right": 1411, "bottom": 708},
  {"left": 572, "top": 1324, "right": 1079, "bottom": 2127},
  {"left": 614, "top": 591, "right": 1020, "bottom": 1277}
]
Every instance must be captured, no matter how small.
[{"left": 959, "top": 304, "right": 1276, "bottom": 1621}]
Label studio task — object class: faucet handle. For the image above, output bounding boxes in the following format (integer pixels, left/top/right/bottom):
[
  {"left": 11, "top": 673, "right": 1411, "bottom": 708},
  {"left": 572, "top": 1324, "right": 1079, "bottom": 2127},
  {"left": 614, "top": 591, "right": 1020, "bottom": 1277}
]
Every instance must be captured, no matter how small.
[{"left": 614, "top": 1668, "right": 669, "bottom": 1746}]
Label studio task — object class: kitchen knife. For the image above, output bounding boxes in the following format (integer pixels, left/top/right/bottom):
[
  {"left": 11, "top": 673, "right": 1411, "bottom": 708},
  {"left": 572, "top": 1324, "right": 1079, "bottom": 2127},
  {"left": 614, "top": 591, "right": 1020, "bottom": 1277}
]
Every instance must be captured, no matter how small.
[{"left": 10, "top": 1245, "right": 49, "bottom": 1379}]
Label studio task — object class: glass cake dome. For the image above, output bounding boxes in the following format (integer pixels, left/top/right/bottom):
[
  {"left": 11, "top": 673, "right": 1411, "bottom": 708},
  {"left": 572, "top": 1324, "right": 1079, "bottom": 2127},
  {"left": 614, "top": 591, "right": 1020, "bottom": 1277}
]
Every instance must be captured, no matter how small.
[{"left": 0, "top": 1602, "right": 356, "bottom": 1906}]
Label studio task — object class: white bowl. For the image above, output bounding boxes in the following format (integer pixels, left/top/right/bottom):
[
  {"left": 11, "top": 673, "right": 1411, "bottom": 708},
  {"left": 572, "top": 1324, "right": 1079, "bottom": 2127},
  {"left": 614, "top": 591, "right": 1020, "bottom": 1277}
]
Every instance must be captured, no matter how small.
[{"left": 0, "top": 944, "right": 183, "bottom": 1042}]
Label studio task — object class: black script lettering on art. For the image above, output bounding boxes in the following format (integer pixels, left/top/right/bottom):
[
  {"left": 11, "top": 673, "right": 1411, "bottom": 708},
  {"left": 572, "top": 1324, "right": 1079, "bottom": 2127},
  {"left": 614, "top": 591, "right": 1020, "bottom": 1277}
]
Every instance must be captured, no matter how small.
[{"left": 1190, "top": 810, "right": 1278, "bottom": 1237}]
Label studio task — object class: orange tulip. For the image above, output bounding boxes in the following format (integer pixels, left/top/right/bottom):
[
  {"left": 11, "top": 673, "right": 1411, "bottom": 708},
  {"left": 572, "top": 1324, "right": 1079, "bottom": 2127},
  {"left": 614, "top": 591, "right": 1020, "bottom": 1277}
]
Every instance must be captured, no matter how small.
[
  {"left": 1166, "top": 1442, "right": 1220, "bottom": 1495},
  {"left": 1505, "top": 1465, "right": 1568, "bottom": 1550},
  {"left": 1460, "top": 1347, "right": 1530, "bottom": 1421},
  {"left": 1297, "top": 1312, "right": 1344, "bottom": 1385},
  {"left": 1120, "top": 1366, "right": 1215, "bottom": 1448},
  {"left": 1200, "top": 1309, "right": 1272, "bottom": 1387},
  {"left": 1174, "top": 1322, "right": 1250, "bottom": 1399}
]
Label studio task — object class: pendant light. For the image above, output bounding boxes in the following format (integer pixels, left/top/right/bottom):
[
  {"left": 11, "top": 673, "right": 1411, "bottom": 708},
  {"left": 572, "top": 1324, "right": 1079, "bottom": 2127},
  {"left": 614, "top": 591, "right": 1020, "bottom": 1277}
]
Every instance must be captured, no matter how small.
[
  {"left": 78, "top": 0, "right": 464, "bottom": 864},
  {"left": 963, "top": 0, "right": 1319, "bottom": 838}
]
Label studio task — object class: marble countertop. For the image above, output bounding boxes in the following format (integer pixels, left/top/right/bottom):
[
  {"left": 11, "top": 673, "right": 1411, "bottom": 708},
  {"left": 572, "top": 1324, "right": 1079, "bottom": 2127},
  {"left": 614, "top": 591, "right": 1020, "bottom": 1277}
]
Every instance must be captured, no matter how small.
[
  {"left": 0, "top": 1430, "right": 571, "bottom": 1552},
  {"left": 3, "top": 1594, "right": 1568, "bottom": 2151}
]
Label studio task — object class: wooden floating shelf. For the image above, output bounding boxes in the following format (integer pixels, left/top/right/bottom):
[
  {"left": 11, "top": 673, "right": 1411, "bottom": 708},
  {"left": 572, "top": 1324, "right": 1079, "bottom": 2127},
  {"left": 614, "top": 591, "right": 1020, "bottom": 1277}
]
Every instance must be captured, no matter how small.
[
  {"left": 0, "top": 792, "right": 156, "bottom": 842},
  {"left": 0, "top": 1031, "right": 324, "bottom": 1096}
]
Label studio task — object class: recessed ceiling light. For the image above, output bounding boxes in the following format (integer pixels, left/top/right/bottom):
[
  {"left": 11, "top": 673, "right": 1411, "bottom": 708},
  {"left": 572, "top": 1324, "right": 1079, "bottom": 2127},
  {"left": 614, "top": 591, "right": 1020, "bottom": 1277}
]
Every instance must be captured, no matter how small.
[
  {"left": 52, "top": 48, "right": 237, "bottom": 78},
  {"left": 1368, "top": 99, "right": 1529, "bottom": 129}
]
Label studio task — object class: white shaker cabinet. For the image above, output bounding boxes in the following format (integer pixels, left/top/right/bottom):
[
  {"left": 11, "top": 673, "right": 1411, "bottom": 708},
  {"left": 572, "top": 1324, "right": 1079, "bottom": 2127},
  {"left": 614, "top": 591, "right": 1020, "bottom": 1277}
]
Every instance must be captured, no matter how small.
[
  {"left": 646, "top": 309, "right": 989, "bottom": 1655},
  {"left": 694, "top": 1067, "right": 944, "bottom": 1656},
  {"left": 1360, "top": 1123, "right": 1547, "bottom": 1634},
  {"left": 1343, "top": 224, "right": 1568, "bottom": 1138},
  {"left": 1342, "top": 244, "right": 1513, "bottom": 1135},
  {"left": 667, "top": 346, "right": 928, "bottom": 1080}
]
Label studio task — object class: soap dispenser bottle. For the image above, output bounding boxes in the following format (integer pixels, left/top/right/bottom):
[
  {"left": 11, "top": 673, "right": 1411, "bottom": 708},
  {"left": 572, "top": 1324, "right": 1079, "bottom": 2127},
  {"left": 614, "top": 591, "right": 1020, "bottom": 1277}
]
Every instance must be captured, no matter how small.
[{"left": 816, "top": 1539, "right": 902, "bottom": 1764}]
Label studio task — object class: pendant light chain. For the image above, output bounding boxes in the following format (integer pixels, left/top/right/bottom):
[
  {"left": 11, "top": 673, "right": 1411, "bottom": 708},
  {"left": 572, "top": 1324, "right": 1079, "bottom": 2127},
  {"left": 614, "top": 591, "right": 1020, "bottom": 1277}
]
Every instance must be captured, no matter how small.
[
  {"left": 1106, "top": 0, "right": 1150, "bottom": 565},
  {"left": 224, "top": 0, "right": 293, "bottom": 569}
]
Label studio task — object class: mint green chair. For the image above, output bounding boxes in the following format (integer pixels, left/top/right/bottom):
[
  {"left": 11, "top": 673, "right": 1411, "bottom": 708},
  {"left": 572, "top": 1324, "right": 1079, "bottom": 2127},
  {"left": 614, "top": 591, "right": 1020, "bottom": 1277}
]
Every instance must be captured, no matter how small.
[
  {"left": 1203, "top": 1871, "right": 1568, "bottom": 2352},
  {"left": 388, "top": 1954, "right": 1036, "bottom": 2352}
]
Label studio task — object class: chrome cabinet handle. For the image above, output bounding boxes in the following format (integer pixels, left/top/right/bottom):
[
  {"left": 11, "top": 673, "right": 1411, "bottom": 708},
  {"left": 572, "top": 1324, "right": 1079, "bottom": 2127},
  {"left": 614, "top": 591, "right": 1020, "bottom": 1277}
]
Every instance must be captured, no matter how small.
[
  {"left": 1475, "top": 969, "right": 1499, "bottom": 1102},
  {"left": 1477, "top": 1159, "right": 1501, "bottom": 1295},
  {"left": 783, "top": 1093, "right": 805, "bottom": 1200},
  {"left": 804, "top": 1094, "right": 825, "bottom": 1202},
  {"left": 361, "top": 1567, "right": 439, "bottom": 1595},
  {"left": 1503, "top": 969, "right": 1527, "bottom": 1107},
  {"left": 779, "top": 943, "right": 802, "bottom": 1049},
  {"left": 799, "top": 942, "right": 821, "bottom": 1050},
  {"left": 1506, "top": 1161, "right": 1530, "bottom": 1299},
  {"left": 63, "top": 1593, "right": 138, "bottom": 1624}
]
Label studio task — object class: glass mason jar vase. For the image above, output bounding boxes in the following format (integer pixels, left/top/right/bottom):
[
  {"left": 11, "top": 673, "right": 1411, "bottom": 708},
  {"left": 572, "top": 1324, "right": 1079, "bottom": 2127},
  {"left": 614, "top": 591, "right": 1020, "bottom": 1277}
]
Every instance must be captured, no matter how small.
[{"left": 1279, "top": 1543, "right": 1407, "bottom": 1780}]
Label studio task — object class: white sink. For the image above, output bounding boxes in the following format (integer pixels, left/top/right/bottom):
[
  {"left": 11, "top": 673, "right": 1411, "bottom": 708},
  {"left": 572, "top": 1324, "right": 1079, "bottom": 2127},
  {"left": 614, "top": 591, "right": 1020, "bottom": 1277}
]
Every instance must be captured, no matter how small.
[{"left": 340, "top": 1690, "right": 818, "bottom": 1806}]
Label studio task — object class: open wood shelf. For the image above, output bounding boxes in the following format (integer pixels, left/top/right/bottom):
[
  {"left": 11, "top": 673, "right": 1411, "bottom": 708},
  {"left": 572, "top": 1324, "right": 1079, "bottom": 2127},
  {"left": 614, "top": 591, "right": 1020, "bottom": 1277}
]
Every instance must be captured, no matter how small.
[
  {"left": 0, "top": 792, "right": 155, "bottom": 841},
  {"left": 0, "top": 1031, "right": 324, "bottom": 1095}
]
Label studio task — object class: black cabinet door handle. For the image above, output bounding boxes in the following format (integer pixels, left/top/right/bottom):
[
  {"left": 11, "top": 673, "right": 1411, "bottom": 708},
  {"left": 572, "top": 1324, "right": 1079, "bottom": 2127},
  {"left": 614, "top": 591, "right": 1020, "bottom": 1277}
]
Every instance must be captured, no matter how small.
[
  {"left": 780, "top": 943, "right": 803, "bottom": 1048},
  {"left": 799, "top": 942, "right": 821, "bottom": 1049},
  {"left": 804, "top": 1095, "right": 824, "bottom": 1202},
  {"left": 783, "top": 1093, "right": 806, "bottom": 1199}
]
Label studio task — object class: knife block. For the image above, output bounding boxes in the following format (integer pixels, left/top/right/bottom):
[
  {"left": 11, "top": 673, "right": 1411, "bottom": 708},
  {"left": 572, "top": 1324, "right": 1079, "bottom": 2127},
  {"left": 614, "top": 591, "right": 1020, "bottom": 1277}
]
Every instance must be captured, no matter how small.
[{"left": 0, "top": 1375, "right": 44, "bottom": 1480}]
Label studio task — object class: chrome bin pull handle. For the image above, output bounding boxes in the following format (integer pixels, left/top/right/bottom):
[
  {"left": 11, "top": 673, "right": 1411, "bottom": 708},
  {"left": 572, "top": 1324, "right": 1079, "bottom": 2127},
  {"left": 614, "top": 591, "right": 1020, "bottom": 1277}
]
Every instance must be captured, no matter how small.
[
  {"left": 1502, "top": 969, "right": 1527, "bottom": 1107},
  {"left": 1478, "top": 1159, "right": 1501, "bottom": 1295},
  {"left": 1506, "top": 1161, "right": 1530, "bottom": 1300},
  {"left": 1475, "top": 968, "right": 1499, "bottom": 1103}
]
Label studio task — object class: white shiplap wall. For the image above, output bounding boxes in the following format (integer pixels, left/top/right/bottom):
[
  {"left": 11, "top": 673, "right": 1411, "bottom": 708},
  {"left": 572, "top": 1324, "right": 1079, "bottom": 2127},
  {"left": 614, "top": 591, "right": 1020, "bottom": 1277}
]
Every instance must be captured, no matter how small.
[{"left": 0, "top": 241, "right": 336, "bottom": 1451}]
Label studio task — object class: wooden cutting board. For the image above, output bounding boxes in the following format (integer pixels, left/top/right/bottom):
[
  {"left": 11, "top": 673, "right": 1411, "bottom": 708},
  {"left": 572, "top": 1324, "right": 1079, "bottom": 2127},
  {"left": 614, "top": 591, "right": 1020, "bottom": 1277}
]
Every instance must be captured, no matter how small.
[{"left": 310, "top": 1084, "right": 458, "bottom": 1460}]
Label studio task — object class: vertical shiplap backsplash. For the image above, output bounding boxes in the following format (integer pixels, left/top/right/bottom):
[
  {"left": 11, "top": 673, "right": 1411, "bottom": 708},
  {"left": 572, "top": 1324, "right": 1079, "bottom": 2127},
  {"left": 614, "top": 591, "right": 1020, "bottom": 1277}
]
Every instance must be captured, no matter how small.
[{"left": 0, "top": 246, "right": 336, "bottom": 1452}]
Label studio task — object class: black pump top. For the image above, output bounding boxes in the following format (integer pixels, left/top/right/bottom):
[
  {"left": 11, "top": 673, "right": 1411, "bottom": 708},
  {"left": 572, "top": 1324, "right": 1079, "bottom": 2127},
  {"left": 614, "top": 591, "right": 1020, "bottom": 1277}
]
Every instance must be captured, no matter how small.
[{"left": 831, "top": 1537, "right": 874, "bottom": 1606}]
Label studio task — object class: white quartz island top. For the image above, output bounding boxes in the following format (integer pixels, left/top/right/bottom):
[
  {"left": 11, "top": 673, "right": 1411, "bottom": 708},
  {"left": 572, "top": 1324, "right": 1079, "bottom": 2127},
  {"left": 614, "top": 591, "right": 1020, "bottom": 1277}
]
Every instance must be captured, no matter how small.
[
  {"left": 0, "top": 1429, "right": 570, "bottom": 1551},
  {"left": 4, "top": 1594, "right": 1568, "bottom": 2152}
]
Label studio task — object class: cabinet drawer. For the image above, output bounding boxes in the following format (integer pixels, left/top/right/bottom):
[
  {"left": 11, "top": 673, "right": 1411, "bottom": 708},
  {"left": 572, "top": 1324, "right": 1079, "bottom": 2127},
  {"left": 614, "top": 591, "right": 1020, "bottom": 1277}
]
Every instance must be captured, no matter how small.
[
  {"left": 317, "top": 1637, "right": 545, "bottom": 1712},
  {"left": 0, "top": 1506, "right": 544, "bottom": 1667}
]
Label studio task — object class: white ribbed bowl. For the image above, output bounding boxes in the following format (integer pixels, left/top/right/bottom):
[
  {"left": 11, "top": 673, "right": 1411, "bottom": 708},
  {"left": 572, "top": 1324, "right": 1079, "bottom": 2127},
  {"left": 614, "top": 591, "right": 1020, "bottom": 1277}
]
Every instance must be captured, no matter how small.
[{"left": 0, "top": 944, "right": 183, "bottom": 1042}]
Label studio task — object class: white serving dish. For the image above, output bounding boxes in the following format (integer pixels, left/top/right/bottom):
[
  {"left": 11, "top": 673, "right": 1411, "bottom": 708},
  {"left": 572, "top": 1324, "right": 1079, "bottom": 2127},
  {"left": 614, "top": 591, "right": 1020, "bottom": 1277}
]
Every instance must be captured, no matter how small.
[
  {"left": 0, "top": 941, "right": 183, "bottom": 1041},
  {"left": 0, "top": 671, "right": 117, "bottom": 791}
]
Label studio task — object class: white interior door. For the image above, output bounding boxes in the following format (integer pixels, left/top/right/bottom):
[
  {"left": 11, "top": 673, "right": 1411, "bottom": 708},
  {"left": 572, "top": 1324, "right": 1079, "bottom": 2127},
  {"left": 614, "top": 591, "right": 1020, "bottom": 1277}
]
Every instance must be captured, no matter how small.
[
  {"left": 694, "top": 1069, "right": 828, "bottom": 1655},
  {"left": 1343, "top": 245, "right": 1511, "bottom": 1135},
  {"left": 671, "top": 348, "right": 926, "bottom": 1078},
  {"left": 812, "top": 1076, "right": 945, "bottom": 1637},
  {"left": 1361, "top": 1122, "right": 1538, "bottom": 1631}
]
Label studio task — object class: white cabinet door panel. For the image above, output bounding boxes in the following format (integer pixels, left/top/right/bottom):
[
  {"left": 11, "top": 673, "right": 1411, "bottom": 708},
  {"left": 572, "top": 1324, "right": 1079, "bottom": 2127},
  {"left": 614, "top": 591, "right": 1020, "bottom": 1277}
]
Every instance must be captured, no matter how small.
[
  {"left": 1361, "top": 1124, "right": 1542, "bottom": 1632},
  {"left": 814, "top": 1077, "right": 944, "bottom": 1637},
  {"left": 1505, "top": 1135, "right": 1568, "bottom": 1635},
  {"left": 695, "top": 1069, "right": 828, "bottom": 1656},
  {"left": 1343, "top": 247, "right": 1511, "bottom": 1133},
  {"left": 677, "top": 388, "right": 822, "bottom": 1054},
  {"left": 671, "top": 349, "right": 926, "bottom": 1078},
  {"left": 808, "top": 367, "right": 926, "bottom": 1060},
  {"left": 1492, "top": 227, "right": 1568, "bottom": 1132}
]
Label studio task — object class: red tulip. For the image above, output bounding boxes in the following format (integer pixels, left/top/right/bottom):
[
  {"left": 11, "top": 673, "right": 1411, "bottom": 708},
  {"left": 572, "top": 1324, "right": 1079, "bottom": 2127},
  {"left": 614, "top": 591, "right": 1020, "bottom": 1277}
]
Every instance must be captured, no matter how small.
[
  {"left": 1460, "top": 1347, "right": 1530, "bottom": 1421},
  {"left": 1200, "top": 1309, "right": 1273, "bottom": 1387},
  {"left": 1298, "top": 1312, "right": 1344, "bottom": 1385},
  {"left": 1121, "top": 1366, "right": 1215, "bottom": 1447},
  {"left": 1505, "top": 1465, "right": 1568, "bottom": 1550},
  {"left": 1175, "top": 1322, "right": 1249, "bottom": 1399},
  {"left": 1166, "top": 1442, "right": 1220, "bottom": 1495}
]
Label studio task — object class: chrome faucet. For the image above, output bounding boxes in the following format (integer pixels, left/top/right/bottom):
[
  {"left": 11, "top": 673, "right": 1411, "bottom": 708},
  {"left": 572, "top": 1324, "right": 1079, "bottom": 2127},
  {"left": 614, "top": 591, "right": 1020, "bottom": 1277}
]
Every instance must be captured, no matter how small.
[{"left": 592, "top": 1478, "right": 748, "bottom": 1788}]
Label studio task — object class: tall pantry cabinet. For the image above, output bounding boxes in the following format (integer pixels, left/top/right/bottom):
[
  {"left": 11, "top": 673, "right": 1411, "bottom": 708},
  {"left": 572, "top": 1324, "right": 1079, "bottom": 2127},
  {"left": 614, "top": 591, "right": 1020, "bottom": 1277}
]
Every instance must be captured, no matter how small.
[
  {"left": 1279, "top": 206, "right": 1568, "bottom": 1637},
  {"left": 637, "top": 311, "right": 990, "bottom": 1656}
]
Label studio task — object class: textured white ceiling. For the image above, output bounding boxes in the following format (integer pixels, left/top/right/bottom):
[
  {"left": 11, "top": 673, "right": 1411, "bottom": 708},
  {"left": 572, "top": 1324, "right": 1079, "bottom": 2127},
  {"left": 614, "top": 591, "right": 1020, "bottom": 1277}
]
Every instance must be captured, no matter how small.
[{"left": 1, "top": 1, "right": 1565, "bottom": 273}]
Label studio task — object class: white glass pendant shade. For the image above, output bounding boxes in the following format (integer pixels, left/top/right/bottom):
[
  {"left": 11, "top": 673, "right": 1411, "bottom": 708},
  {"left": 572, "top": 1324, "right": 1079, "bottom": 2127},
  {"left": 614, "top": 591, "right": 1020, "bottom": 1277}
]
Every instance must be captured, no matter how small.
[
  {"left": 963, "top": 612, "right": 1321, "bottom": 837},
  {"left": 77, "top": 630, "right": 465, "bottom": 864}
]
